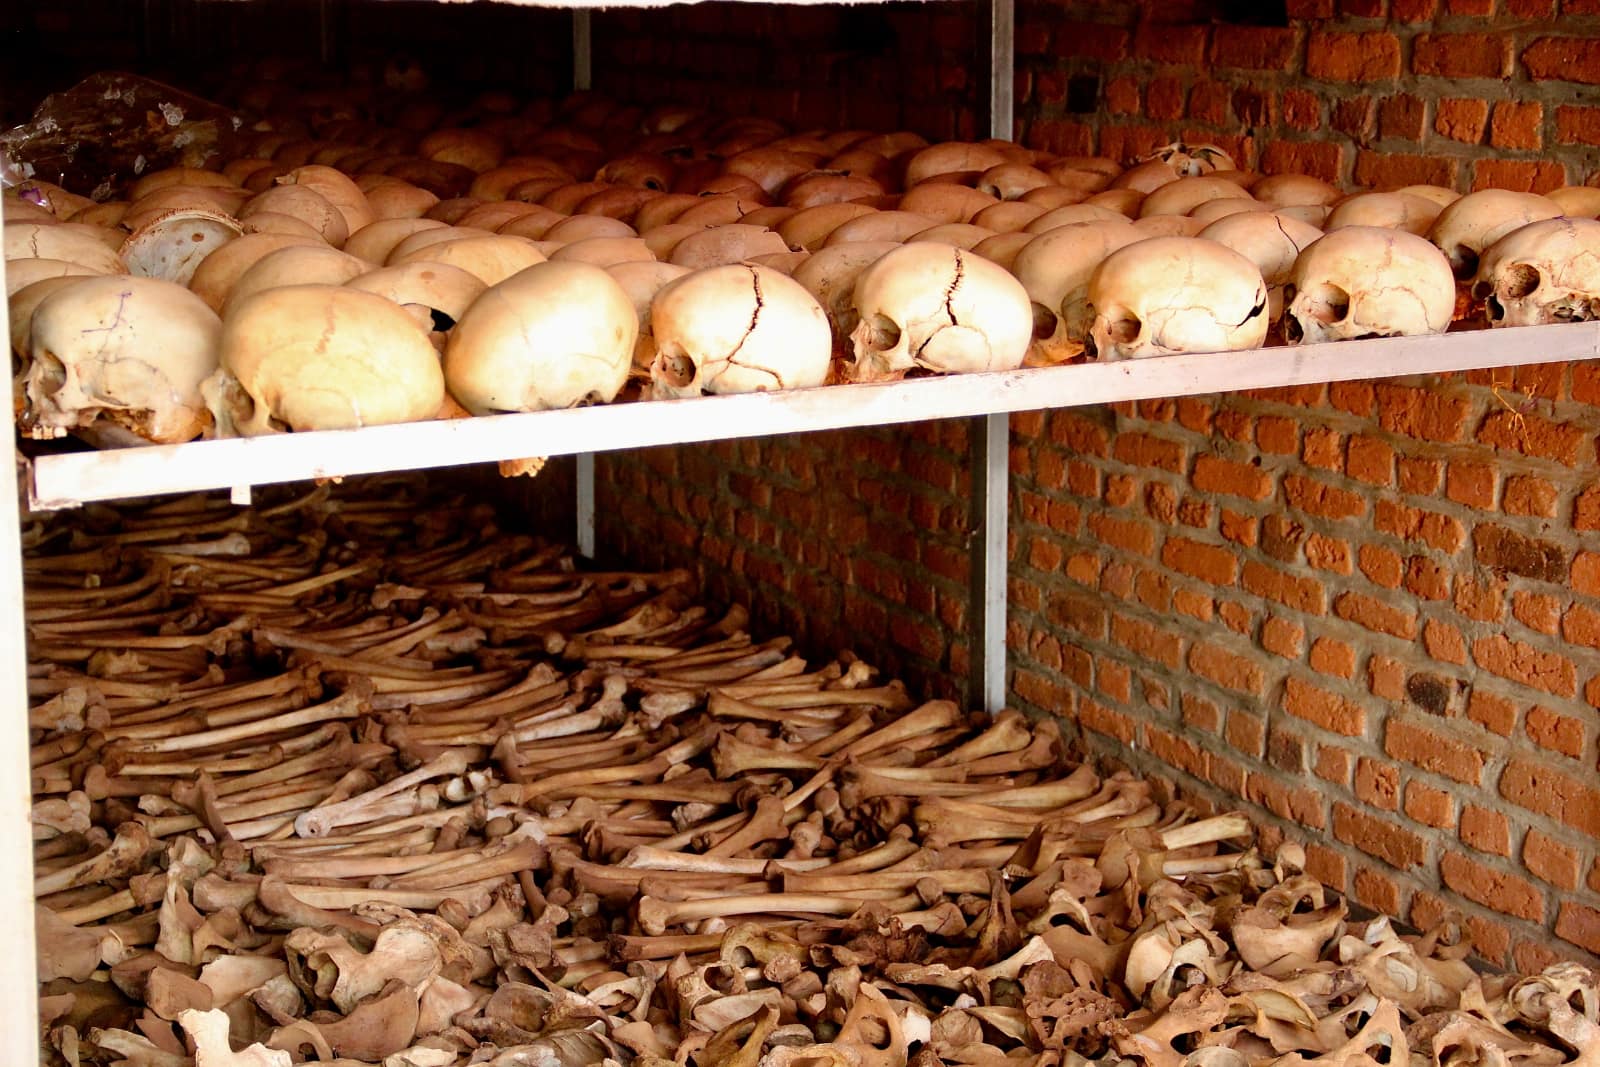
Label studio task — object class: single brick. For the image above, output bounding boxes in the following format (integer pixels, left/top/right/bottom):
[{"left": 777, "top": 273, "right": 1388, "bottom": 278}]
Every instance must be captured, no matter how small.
[
  {"left": 1088, "top": 513, "right": 1157, "bottom": 556},
  {"left": 1455, "top": 575, "right": 1506, "bottom": 622},
  {"left": 1345, "top": 436, "right": 1394, "bottom": 486},
  {"left": 1556, "top": 903, "right": 1600, "bottom": 955},
  {"left": 1310, "top": 636, "right": 1356, "bottom": 678},
  {"left": 1471, "top": 159, "right": 1567, "bottom": 193},
  {"left": 1435, "top": 97, "right": 1489, "bottom": 142},
  {"left": 1284, "top": 676, "right": 1366, "bottom": 736},
  {"left": 1406, "top": 672, "right": 1455, "bottom": 716},
  {"left": 1189, "top": 640, "right": 1266, "bottom": 695},
  {"left": 1302, "top": 427, "right": 1343, "bottom": 470},
  {"left": 1355, "top": 150, "right": 1458, "bottom": 189},
  {"left": 1490, "top": 101, "right": 1543, "bottom": 150},
  {"left": 1369, "top": 655, "right": 1407, "bottom": 701},
  {"left": 1243, "top": 560, "right": 1327, "bottom": 614},
  {"left": 1467, "top": 689, "right": 1518, "bottom": 736},
  {"left": 1262, "top": 615, "right": 1306, "bottom": 658},
  {"left": 1307, "top": 31, "right": 1403, "bottom": 82},
  {"left": 1353, "top": 867, "right": 1402, "bottom": 916},
  {"left": 1114, "top": 431, "right": 1186, "bottom": 472},
  {"left": 1256, "top": 415, "right": 1298, "bottom": 454},
  {"left": 1146, "top": 77, "right": 1186, "bottom": 122},
  {"left": 1415, "top": 33, "right": 1514, "bottom": 77},
  {"left": 1473, "top": 634, "right": 1577, "bottom": 697},
  {"left": 1446, "top": 462, "right": 1496, "bottom": 509},
  {"left": 1332, "top": 97, "right": 1377, "bottom": 140},
  {"left": 1502, "top": 474, "right": 1558, "bottom": 517},
  {"left": 1500, "top": 759, "right": 1600, "bottom": 836},
  {"left": 1332, "top": 803, "right": 1426, "bottom": 868},
  {"left": 1359, "top": 544, "right": 1404, "bottom": 589},
  {"left": 1314, "top": 743, "right": 1352, "bottom": 784},
  {"left": 1423, "top": 619, "right": 1468, "bottom": 665},
  {"left": 1564, "top": 603, "right": 1600, "bottom": 650},
  {"left": 1404, "top": 781, "right": 1455, "bottom": 828},
  {"left": 1385, "top": 718, "right": 1485, "bottom": 784},
  {"left": 1212, "top": 26, "right": 1299, "bottom": 70},
  {"left": 1134, "top": 22, "right": 1208, "bottom": 65},
  {"left": 1355, "top": 757, "right": 1399, "bottom": 810},
  {"left": 1477, "top": 409, "right": 1587, "bottom": 465},
  {"left": 1441, "top": 852, "right": 1544, "bottom": 921},
  {"left": 1404, "top": 556, "right": 1451, "bottom": 601},
  {"left": 1192, "top": 454, "right": 1273, "bottom": 500},
  {"left": 1579, "top": 551, "right": 1600, "bottom": 596},
  {"left": 1513, "top": 591, "right": 1561, "bottom": 635},
  {"left": 1335, "top": 590, "right": 1418, "bottom": 639},
  {"left": 1525, "top": 37, "right": 1600, "bottom": 84},
  {"left": 1284, "top": 475, "right": 1366, "bottom": 520},
  {"left": 1524, "top": 830, "right": 1582, "bottom": 890},
  {"left": 1377, "top": 383, "right": 1471, "bottom": 442},
  {"left": 1305, "top": 534, "right": 1353, "bottom": 574},
  {"left": 1283, "top": 89, "right": 1322, "bottom": 131},
  {"left": 1260, "top": 141, "right": 1345, "bottom": 183},
  {"left": 1526, "top": 705, "right": 1586, "bottom": 759},
  {"left": 1379, "top": 93, "right": 1427, "bottom": 141},
  {"left": 1461, "top": 804, "right": 1512, "bottom": 855}
]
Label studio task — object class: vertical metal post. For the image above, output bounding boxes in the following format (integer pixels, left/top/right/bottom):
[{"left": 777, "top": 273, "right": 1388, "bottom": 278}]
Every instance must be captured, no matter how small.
[
  {"left": 572, "top": 10, "right": 593, "bottom": 92},
  {"left": 967, "top": 0, "right": 1014, "bottom": 715},
  {"left": 318, "top": 0, "right": 333, "bottom": 66},
  {"left": 576, "top": 453, "right": 597, "bottom": 559},
  {"left": 572, "top": 8, "right": 596, "bottom": 558},
  {"left": 0, "top": 264, "right": 41, "bottom": 1064}
]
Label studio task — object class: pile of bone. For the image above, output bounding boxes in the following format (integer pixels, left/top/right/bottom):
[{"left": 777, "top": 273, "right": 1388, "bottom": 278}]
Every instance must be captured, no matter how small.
[
  {"left": 10, "top": 80, "right": 1600, "bottom": 447},
  {"left": 28, "top": 476, "right": 1599, "bottom": 1067}
]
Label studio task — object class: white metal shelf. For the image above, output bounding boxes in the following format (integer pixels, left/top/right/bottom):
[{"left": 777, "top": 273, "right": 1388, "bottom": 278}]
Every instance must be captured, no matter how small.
[{"left": 27, "top": 323, "right": 1600, "bottom": 510}]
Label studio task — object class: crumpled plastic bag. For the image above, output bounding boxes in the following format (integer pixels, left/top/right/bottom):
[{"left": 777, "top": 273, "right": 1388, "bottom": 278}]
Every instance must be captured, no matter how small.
[{"left": 0, "top": 71, "right": 243, "bottom": 200}]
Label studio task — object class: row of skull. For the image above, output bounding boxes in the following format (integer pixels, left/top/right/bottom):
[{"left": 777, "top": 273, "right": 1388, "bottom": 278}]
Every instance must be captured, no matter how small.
[{"left": 6, "top": 147, "right": 1600, "bottom": 443}]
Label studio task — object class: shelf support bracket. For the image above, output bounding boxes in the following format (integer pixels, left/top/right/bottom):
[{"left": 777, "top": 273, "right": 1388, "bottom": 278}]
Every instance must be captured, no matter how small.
[{"left": 967, "top": 0, "right": 1013, "bottom": 715}]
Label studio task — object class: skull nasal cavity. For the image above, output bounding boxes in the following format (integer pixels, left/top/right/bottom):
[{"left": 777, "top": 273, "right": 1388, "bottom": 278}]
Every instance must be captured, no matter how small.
[
  {"left": 1503, "top": 263, "right": 1542, "bottom": 300},
  {"left": 1306, "top": 283, "right": 1351, "bottom": 324}
]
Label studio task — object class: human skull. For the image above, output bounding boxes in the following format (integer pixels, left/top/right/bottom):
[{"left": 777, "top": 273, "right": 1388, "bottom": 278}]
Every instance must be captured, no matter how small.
[
  {"left": 4, "top": 223, "right": 127, "bottom": 276},
  {"left": 1425, "top": 189, "right": 1563, "bottom": 280},
  {"left": 604, "top": 259, "right": 692, "bottom": 376},
  {"left": 1139, "top": 141, "right": 1236, "bottom": 177},
  {"left": 848, "top": 242, "right": 1032, "bottom": 380},
  {"left": 1472, "top": 216, "right": 1600, "bottom": 328},
  {"left": 791, "top": 242, "right": 900, "bottom": 356},
  {"left": 1008, "top": 220, "right": 1142, "bottom": 365},
  {"left": 1085, "top": 236, "right": 1268, "bottom": 360},
  {"left": 444, "top": 261, "right": 635, "bottom": 413},
  {"left": 649, "top": 264, "right": 831, "bottom": 397},
  {"left": 1324, "top": 192, "right": 1442, "bottom": 236},
  {"left": 24, "top": 275, "right": 221, "bottom": 443},
  {"left": 344, "top": 262, "right": 488, "bottom": 340},
  {"left": 1197, "top": 212, "right": 1325, "bottom": 326},
  {"left": 1282, "top": 226, "right": 1455, "bottom": 344},
  {"left": 212, "top": 285, "right": 444, "bottom": 435},
  {"left": 121, "top": 209, "right": 244, "bottom": 286}
]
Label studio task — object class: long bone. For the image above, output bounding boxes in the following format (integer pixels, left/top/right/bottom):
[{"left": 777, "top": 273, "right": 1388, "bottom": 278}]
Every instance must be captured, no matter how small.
[
  {"left": 635, "top": 891, "right": 919, "bottom": 935},
  {"left": 294, "top": 750, "right": 470, "bottom": 837},
  {"left": 111, "top": 689, "right": 366, "bottom": 755},
  {"left": 35, "top": 822, "right": 155, "bottom": 896}
]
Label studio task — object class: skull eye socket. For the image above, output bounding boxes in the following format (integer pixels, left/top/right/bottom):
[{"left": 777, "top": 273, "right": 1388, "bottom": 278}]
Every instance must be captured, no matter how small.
[
  {"left": 1031, "top": 303, "right": 1059, "bottom": 341},
  {"left": 862, "top": 314, "right": 902, "bottom": 352},
  {"left": 1107, "top": 314, "right": 1141, "bottom": 345},
  {"left": 1302, "top": 282, "right": 1351, "bottom": 325},
  {"left": 1501, "top": 263, "right": 1542, "bottom": 300},
  {"left": 656, "top": 350, "right": 697, "bottom": 388},
  {"left": 1450, "top": 245, "right": 1480, "bottom": 281}
]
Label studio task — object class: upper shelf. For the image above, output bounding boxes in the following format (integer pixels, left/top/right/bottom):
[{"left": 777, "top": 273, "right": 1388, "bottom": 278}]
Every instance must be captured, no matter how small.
[{"left": 24, "top": 322, "right": 1600, "bottom": 511}]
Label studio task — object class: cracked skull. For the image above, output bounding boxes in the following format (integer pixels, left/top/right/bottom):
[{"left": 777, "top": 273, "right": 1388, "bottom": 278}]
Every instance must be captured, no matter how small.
[
  {"left": 648, "top": 263, "right": 831, "bottom": 398},
  {"left": 1198, "top": 212, "right": 1325, "bottom": 328},
  {"left": 1473, "top": 216, "right": 1600, "bottom": 328},
  {"left": 24, "top": 275, "right": 221, "bottom": 443},
  {"left": 1283, "top": 226, "right": 1455, "bottom": 344},
  {"left": 446, "top": 260, "right": 636, "bottom": 412},
  {"left": 847, "top": 242, "right": 1032, "bottom": 381},
  {"left": 1085, "top": 236, "right": 1269, "bottom": 360}
]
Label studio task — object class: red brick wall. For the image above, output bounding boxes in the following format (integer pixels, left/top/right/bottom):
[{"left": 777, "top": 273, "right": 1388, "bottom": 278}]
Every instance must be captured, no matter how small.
[
  {"left": 594, "top": 4, "right": 1600, "bottom": 967},
  {"left": 1019, "top": 0, "right": 1600, "bottom": 190}
]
